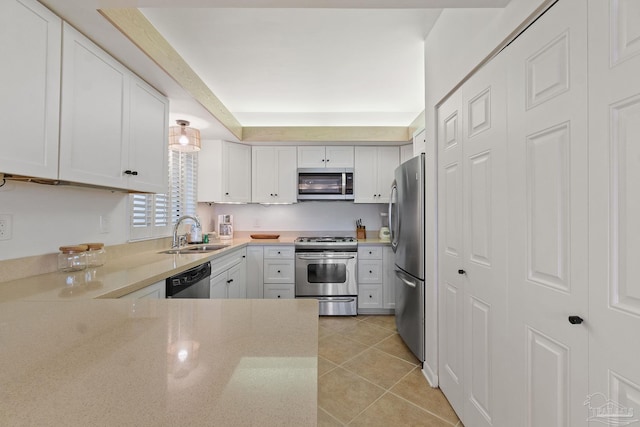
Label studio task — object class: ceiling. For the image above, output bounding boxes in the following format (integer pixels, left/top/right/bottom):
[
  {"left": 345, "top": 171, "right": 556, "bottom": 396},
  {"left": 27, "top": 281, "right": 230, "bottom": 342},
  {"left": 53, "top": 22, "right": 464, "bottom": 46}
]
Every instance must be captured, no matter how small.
[{"left": 40, "top": 0, "right": 511, "bottom": 141}]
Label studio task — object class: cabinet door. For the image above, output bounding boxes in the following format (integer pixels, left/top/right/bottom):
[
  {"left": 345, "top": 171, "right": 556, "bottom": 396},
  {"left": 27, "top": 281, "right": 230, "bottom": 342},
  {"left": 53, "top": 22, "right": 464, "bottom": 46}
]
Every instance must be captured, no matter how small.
[
  {"left": 297, "top": 146, "right": 326, "bottom": 168},
  {"left": 274, "top": 147, "right": 297, "bottom": 203},
  {"left": 197, "top": 140, "right": 223, "bottom": 202},
  {"left": 0, "top": 0, "right": 61, "bottom": 179},
  {"left": 588, "top": 0, "right": 640, "bottom": 421},
  {"left": 375, "top": 146, "right": 399, "bottom": 204},
  {"left": 358, "top": 260, "right": 382, "bottom": 284},
  {"left": 252, "top": 146, "right": 276, "bottom": 203},
  {"left": 400, "top": 144, "right": 414, "bottom": 164},
  {"left": 223, "top": 142, "right": 251, "bottom": 203},
  {"left": 246, "top": 246, "right": 264, "bottom": 298},
  {"left": 210, "top": 271, "right": 228, "bottom": 299},
  {"left": 506, "top": 1, "right": 589, "bottom": 425},
  {"left": 128, "top": 78, "right": 168, "bottom": 193},
  {"left": 325, "top": 146, "right": 354, "bottom": 168},
  {"left": 120, "top": 281, "right": 165, "bottom": 299},
  {"left": 59, "top": 23, "right": 129, "bottom": 189},
  {"left": 382, "top": 246, "right": 396, "bottom": 309},
  {"left": 358, "top": 284, "right": 382, "bottom": 309},
  {"left": 226, "top": 262, "right": 245, "bottom": 299},
  {"left": 354, "top": 147, "right": 378, "bottom": 203}
]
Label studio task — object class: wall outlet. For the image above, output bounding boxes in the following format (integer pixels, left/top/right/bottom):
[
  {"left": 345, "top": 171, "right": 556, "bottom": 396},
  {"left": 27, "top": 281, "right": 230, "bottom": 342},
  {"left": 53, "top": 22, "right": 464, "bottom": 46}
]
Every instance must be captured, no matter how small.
[
  {"left": 0, "top": 214, "right": 13, "bottom": 241},
  {"left": 99, "top": 215, "right": 110, "bottom": 234}
]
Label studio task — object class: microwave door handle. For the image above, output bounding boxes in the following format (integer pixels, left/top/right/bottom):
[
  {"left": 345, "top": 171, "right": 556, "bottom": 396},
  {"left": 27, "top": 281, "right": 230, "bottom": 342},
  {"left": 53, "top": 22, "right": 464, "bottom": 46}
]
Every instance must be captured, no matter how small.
[{"left": 342, "top": 172, "right": 346, "bottom": 195}]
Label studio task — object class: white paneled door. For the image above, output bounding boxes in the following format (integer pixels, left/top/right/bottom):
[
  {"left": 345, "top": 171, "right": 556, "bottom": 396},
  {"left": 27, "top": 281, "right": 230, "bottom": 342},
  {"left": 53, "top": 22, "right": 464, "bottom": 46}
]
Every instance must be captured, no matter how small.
[
  {"left": 588, "top": 0, "right": 640, "bottom": 423},
  {"left": 437, "top": 54, "right": 508, "bottom": 427},
  {"left": 505, "top": 0, "right": 589, "bottom": 426},
  {"left": 460, "top": 54, "right": 508, "bottom": 427},
  {"left": 438, "top": 89, "right": 465, "bottom": 416}
]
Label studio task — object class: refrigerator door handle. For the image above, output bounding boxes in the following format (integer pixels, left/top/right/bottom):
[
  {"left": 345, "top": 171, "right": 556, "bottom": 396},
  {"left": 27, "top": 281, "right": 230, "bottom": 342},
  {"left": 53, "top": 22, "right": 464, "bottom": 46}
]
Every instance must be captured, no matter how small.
[
  {"left": 389, "top": 183, "right": 398, "bottom": 252},
  {"left": 395, "top": 270, "right": 417, "bottom": 288}
]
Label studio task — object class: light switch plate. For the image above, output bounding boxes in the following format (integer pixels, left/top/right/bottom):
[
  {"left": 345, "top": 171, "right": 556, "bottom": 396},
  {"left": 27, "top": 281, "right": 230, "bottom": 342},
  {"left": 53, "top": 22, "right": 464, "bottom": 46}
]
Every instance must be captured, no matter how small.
[{"left": 0, "top": 214, "right": 13, "bottom": 241}]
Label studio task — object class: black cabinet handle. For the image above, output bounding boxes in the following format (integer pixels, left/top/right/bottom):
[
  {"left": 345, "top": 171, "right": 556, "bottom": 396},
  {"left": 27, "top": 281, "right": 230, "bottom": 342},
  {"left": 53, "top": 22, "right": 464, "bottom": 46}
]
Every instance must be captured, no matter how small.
[
  {"left": 326, "top": 159, "right": 330, "bottom": 162},
  {"left": 131, "top": 171, "right": 138, "bottom": 176},
  {"left": 458, "top": 269, "right": 466, "bottom": 275},
  {"left": 277, "top": 270, "right": 281, "bottom": 273},
  {"left": 270, "top": 193, "right": 273, "bottom": 196},
  {"left": 321, "top": 159, "right": 325, "bottom": 162},
  {"left": 124, "top": 170, "right": 132, "bottom": 175},
  {"left": 274, "top": 193, "right": 278, "bottom": 196},
  {"left": 369, "top": 270, "right": 373, "bottom": 274},
  {"left": 568, "top": 316, "right": 584, "bottom": 325},
  {"left": 225, "top": 192, "right": 229, "bottom": 196},
  {"left": 277, "top": 295, "right": 281, "bottom": 298}
]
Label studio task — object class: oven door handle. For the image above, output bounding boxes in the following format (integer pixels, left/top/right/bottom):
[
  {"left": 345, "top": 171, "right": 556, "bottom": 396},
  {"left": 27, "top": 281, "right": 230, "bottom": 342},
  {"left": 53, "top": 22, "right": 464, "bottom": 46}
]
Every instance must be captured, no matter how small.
[
  {"left": 297, "top": 255, "right": 356, "bottom": 260},
  {"left": 317, "top": 298, "right": 356, "bottom": 303}
]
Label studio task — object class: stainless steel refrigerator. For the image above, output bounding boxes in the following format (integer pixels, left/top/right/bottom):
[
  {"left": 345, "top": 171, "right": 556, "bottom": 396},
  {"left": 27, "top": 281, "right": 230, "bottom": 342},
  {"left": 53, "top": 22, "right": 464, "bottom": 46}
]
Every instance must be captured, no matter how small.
[{"left": 389, "top": 153, "right": 425, "bottom": 362}]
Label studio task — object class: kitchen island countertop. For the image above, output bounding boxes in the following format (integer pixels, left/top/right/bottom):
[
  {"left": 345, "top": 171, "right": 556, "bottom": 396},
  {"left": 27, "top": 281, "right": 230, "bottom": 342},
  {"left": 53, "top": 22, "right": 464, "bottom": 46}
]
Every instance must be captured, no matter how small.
[{"left": 0, "top": 298, "right": 318, "bottom": 426}]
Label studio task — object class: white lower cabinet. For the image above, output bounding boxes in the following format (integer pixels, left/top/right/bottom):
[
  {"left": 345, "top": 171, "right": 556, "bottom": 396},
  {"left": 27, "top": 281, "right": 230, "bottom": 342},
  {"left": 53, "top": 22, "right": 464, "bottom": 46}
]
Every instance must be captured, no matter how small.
[
  {"left": 245, "top": 246, "right": 264, "bottom": 298},
  {"left": 120, "top": 280, "right": 165, "bottom": 299},
  {"left": 263, "top": 284, "right": 295, "bottom": 300},
  {"left": 209, "top": 248, "right": 247, "bottom": 299},
  {"left": 357, "top": 244, "right": 394, "bottom": 313},
  {"left": 262, "top": 245, "right": 295, "bottom": 299},
  {"left": 358, "top": 284, "right": 382, "bottom": 309}
]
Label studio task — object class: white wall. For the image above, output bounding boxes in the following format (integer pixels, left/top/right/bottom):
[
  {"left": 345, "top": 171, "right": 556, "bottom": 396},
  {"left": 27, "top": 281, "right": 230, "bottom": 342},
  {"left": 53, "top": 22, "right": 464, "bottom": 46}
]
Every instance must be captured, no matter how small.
[
  {"left": 197, "top": 202, "right": 385, "bottom": 235},
  {"left": 0, "top": 181, "right": 129, "bottom": 260}
]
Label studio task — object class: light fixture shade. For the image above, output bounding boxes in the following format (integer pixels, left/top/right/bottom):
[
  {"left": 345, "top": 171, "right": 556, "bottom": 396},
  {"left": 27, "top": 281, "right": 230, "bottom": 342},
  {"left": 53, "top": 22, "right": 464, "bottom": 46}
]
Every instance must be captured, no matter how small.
[{"left": 169, "top": 120, "right": 201, "bottom": 152}]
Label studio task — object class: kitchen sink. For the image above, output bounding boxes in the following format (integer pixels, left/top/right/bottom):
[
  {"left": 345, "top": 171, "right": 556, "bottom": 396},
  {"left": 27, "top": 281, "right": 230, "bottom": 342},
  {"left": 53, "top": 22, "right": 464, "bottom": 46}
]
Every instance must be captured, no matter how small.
[{"left": 159, "top": 244, "right": 229, "bottom": 254}]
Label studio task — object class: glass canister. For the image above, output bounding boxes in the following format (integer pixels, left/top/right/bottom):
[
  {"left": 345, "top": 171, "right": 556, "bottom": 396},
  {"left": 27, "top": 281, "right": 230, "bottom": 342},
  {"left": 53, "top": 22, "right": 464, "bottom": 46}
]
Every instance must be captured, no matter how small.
[
  {"left": 58, "top": 245, "right": 88, "bottom": 272},
  {"left": 84, "top": 242, "right": 106, "bottom": 267}
]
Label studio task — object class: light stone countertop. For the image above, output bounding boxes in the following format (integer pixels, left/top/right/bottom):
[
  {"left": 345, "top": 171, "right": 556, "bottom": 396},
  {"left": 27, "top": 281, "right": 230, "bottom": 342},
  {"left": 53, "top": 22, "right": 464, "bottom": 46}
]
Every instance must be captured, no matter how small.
[
  {"left": 0, "top": 236, "right": 390, "bottom": 303},
  {"left": 0, "top": 298, "right": 319, "bottom": 426}
]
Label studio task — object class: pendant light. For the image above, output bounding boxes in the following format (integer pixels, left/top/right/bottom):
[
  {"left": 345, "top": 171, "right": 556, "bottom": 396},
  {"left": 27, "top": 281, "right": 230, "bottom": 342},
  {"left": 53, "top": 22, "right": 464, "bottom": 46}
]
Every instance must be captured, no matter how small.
[{"left": 169, "top": 120, "right": 201, "bottom": 152}]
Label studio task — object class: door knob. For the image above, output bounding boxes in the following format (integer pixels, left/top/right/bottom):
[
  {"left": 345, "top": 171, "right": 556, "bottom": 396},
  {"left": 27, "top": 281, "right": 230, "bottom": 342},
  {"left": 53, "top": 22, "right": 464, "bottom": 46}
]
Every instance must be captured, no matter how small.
[
  {"left": 458, "top": 269, "right": 466, "bottom": 275},
  {"left": 568, "top": 316, "right": 584, "bottom": 325}
]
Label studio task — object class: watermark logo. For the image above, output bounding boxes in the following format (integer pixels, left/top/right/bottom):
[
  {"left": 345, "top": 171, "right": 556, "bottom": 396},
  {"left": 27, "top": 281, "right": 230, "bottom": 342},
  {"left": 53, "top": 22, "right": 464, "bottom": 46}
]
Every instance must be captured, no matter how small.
[{"left": 584, "top": 393, "right": 638, "bottom": 426}]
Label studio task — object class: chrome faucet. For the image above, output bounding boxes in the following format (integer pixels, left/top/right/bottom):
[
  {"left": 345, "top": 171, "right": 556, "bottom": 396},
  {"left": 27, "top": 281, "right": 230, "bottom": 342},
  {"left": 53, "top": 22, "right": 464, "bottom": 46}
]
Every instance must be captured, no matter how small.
[{"left": 172, "top": 215, "right": 201, "bottom": 249}]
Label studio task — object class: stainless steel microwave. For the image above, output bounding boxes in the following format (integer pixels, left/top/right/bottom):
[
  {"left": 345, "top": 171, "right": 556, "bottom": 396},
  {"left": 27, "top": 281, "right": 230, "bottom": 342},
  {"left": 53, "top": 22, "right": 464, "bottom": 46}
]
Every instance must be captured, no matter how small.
[{"left": 297, "top": 168, "right": 354, "bottom": 201}]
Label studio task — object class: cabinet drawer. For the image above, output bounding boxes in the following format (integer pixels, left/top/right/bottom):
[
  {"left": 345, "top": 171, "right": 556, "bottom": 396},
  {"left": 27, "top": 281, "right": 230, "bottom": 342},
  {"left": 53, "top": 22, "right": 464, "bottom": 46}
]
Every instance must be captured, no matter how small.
[
  {"left": 358, "top": 260, "right": 383, "bottom": 284},
  {"left": 358, "top": 246, "right": 383, "bottom": 259},
  {"left": 264, "top": 260, "right": 295, "bottom": 283},
  {"left": 358, "top": 284, "right": 382, "bottom": 309},
  {"left": 263, "top": 246, "right": 294, "bottom": 259},
  {"left": 264, "top": 284, "right": 295, "bottom": 299}
]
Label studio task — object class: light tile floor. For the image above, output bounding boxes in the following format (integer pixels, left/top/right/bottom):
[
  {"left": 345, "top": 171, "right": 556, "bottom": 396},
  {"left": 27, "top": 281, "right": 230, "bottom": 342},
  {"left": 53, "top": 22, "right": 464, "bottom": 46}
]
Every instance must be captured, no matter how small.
[{"left": 318, "top": 315, "right": 462, "bottom": 427}]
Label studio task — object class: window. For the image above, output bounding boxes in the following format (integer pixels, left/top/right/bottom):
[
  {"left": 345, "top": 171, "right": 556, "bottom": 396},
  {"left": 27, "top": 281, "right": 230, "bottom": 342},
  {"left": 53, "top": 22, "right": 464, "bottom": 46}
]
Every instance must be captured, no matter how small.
[{"left": 129, "top": 150, "right": 198, "bottom": 241}]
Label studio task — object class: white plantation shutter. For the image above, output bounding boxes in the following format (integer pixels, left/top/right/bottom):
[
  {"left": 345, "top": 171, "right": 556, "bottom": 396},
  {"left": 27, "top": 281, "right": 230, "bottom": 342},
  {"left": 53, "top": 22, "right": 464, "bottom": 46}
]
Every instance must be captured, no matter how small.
[
  {"left": 169, "top": 149, "right": 198, "bottom": 224},
  {"left": 129, "top": 150, "right": 197, "bottom": 241}
]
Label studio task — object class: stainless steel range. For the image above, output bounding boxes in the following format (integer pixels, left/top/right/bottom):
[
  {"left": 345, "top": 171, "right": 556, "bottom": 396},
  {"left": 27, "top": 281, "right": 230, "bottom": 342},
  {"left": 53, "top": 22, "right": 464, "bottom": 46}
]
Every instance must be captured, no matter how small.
[{"left": 294, "top": 236, "right": 358, "bottom": 316}]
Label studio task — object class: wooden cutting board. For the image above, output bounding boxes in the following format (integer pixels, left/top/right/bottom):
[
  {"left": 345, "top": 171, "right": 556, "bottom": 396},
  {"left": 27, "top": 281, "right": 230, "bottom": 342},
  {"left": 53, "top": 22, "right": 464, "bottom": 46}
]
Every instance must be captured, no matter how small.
[{"left": 250, "top": 234, "right": 280, "bottom": 239}]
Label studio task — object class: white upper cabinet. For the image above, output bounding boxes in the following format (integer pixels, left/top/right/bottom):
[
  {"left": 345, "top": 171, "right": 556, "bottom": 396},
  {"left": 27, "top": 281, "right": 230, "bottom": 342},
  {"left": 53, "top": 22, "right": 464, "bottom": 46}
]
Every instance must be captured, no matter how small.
[
  {"left": 198, "top": 140, "right": 251, "bottom": 203},
  {"left": 0, "top": 0, "right": 61, "bottom": 179},
  {"left": 297, "top": 145, "right": 354, "bottom": 168},
  {"left": 252, "top": 146, "right": 297, "bottom": 203},
  {"left": 59, "top": 23, "right": 168, "bottom": 192},
  {"left": 354, "top": 146, "right": 399, "bottom": 203},
  {"left": 128, "top": 79, "right": 169, "bottom": 193},
  {"left": 400, "top": 144, "right": 413, "bottom": 164}
]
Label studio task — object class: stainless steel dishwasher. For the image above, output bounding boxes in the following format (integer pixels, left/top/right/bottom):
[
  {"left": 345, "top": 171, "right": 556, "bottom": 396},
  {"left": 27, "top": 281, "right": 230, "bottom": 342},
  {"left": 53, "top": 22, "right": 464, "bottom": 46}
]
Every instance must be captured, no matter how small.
[{"left": 166, "top": 262, "right": 211, "bottom": 298}]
